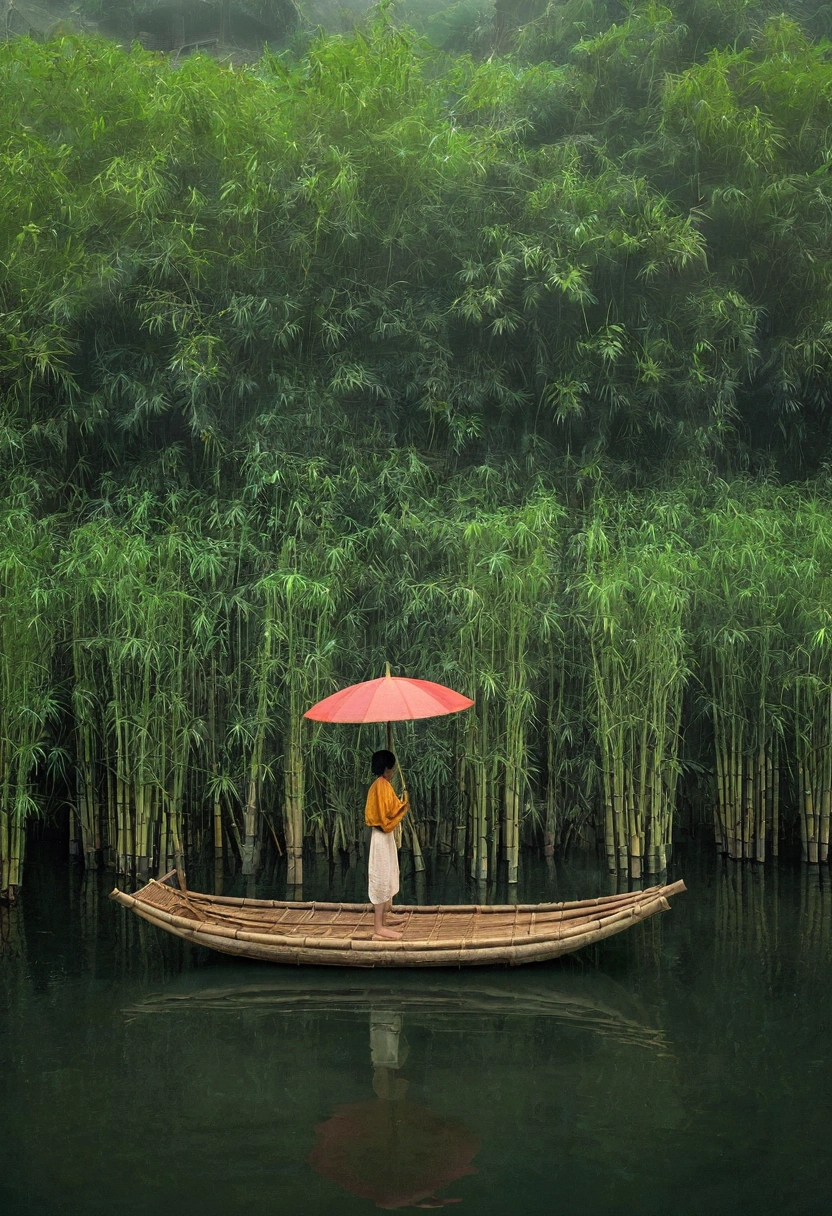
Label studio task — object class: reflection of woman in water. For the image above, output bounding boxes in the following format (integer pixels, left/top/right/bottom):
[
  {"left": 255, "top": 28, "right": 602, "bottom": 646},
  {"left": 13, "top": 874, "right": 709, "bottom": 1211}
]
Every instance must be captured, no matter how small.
[
  {"left": 308, "top": 1009, "right": 479, "bottom": 1209},
  {"left": 365, "top": 750, "right": 408, "bottom": 940}
]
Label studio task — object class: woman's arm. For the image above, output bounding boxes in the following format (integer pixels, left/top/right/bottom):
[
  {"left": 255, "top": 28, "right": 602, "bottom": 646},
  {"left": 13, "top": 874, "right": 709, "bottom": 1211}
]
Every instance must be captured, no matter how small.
[{"left": 381, "top": 785, "right": 408, "bottom": 833}]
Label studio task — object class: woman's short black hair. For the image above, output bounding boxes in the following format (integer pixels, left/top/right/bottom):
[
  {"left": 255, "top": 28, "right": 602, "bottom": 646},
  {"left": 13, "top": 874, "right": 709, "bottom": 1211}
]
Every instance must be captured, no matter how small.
[{"left": 371, "top": 749, "right": 396, "bottom": 776}]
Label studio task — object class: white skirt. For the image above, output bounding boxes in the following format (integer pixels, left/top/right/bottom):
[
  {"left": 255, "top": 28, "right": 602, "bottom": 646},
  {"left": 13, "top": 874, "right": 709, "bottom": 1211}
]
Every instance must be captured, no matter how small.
[{"left": 368, "top": 828, "right": 399, "bottom": 906}]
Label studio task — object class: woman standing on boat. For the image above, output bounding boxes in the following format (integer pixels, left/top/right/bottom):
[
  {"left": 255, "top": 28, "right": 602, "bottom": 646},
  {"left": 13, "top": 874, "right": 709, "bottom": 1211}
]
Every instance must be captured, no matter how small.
[{"left": 365, "top": 750, "right": 408, "bottom": 940}]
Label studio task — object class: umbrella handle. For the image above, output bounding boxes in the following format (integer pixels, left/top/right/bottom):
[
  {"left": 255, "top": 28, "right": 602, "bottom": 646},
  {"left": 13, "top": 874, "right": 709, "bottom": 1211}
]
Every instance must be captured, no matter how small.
[
  {"left": 385, "top": 722, "right": 408, "bottom": 800},
  {"left": 395, "top": 759, "right": 409, "bottom": 854},
  {"left": 387, "top": 722, "right": 408, "bottom": 850}
]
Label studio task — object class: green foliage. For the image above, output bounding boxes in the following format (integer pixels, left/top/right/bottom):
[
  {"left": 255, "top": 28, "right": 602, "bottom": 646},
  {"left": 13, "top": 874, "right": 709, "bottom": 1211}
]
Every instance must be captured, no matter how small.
[
  {"left": 4, "top": 4, "right": 832, "bottom": 887},
  {"left": 0, "top": 503, "right": 55, "bottom": 896},
  {"left": 575, "top": 491, "right": 694, "bottom": 873},
  {"left": 4, "top": 15, "right": 815, "bottom": 480}
]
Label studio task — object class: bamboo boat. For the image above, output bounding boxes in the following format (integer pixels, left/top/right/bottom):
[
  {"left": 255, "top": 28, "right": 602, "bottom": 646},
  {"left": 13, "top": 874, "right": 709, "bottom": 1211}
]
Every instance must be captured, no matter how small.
[{"left": 110, "top": 871, "right": 686, "bottom": 967}]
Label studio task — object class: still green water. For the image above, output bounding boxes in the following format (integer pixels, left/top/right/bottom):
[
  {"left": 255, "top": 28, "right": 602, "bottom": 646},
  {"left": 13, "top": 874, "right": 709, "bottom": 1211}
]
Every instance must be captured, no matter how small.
[{"left": 1, "top": 850, "right": 830, "bottom": 1216}]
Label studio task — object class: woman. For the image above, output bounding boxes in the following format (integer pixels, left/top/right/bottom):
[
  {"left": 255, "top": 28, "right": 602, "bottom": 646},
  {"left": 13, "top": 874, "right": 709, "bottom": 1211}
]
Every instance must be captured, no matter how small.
[{"left": 365, "top": 749, "right": 408, "bottom": 940}]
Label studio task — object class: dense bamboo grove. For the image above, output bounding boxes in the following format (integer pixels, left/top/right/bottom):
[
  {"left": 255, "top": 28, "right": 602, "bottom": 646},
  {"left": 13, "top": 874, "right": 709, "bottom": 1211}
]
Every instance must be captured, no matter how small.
[
  {"left": 3, "top": 4, "right": 832, "bottom": 897},
  {"left": 4, "top": 474, "right": 832, "bottom": 897}
]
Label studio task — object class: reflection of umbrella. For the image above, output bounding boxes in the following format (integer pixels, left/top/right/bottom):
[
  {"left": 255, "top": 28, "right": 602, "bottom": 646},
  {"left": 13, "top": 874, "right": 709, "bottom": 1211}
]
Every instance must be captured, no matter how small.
[{"left": 308, "top": 1098, "right": 479, "bottom": 1209}]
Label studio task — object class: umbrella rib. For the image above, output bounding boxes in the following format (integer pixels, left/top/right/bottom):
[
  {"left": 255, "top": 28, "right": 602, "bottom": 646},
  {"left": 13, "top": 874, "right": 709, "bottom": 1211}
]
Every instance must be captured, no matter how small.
[
  {"left": 373, "top": 679, "right": 407, "bottom": 722},
  {"left": 395, "top": 681, "right": 420, "bottom": 719}
]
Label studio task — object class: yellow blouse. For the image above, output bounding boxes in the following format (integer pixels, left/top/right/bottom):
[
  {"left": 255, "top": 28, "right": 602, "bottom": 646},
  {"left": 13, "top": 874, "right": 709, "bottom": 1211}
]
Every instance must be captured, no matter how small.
[{"left": 364, "top": 776, "right": 408, "bottom": 833}]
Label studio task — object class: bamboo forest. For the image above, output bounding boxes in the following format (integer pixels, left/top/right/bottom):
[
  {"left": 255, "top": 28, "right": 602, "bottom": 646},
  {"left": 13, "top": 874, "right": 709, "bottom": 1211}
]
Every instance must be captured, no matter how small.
[
  {"left": 4, "top": 0, "right": 832, "bottom": 897},
  {"left": 3, "top": 3, "right": 832, "bottom": 1213}
]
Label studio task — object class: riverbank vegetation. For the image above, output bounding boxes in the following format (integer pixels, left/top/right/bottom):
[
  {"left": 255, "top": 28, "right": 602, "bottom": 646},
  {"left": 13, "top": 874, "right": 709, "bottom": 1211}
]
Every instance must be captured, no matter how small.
[{"left": 2, "top": 3, "right": 832, "bottom": 897}]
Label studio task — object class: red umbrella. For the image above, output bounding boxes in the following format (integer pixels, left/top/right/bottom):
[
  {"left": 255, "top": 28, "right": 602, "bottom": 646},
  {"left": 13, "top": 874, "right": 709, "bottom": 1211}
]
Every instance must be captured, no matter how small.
[
  {"left": 304, "top": 671, "right": 474, "bottom": 725},
  {"left": 304, "top": 668, "right": 473, "bottom": 836}
]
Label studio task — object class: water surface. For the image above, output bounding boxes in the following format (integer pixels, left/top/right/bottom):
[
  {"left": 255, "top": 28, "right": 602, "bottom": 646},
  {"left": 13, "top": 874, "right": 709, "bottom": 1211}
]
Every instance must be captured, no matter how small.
[{"left": 1, "top": 850, "right": 830, "bottom": 1215}]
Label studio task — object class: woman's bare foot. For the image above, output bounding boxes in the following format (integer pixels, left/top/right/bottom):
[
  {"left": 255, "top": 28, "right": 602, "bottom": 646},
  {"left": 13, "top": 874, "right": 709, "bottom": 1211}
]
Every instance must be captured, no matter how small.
[{"left": 373, "top": 926, "right": 402, "bottom": 941}]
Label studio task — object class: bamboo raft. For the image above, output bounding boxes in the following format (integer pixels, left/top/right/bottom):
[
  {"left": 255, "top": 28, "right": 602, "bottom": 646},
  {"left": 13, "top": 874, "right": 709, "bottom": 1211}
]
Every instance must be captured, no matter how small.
[{"left": 110, "top": 872, "right": 686, "bottom": 968}]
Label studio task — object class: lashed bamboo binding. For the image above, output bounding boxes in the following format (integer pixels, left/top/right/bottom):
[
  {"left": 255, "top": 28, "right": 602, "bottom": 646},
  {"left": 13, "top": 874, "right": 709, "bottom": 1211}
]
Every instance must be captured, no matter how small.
[{"left": 110, "top": 872, "right": 686, "bottom": 968}]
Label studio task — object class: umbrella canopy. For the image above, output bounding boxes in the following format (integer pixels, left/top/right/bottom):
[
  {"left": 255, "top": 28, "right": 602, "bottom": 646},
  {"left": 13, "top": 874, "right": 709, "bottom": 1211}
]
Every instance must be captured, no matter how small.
[
  {"left": 304, "top": 675, "right": 473, "bottom": 724},
  {"left": 308, "top": 1098, "right": 478, "bottom": 1208}
]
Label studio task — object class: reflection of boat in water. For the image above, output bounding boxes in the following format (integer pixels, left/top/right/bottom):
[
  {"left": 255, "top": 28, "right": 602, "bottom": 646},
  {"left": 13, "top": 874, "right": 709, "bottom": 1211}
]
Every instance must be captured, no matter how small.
[
  {"left": 125, "top": 967, "right": 675, "bottom": 1204},
  {"left": 110, "top": 871, "right": 686, "bottom": 968},
  {"left": 124, "top": 969, "right": 672, "bottom": 1055}
]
